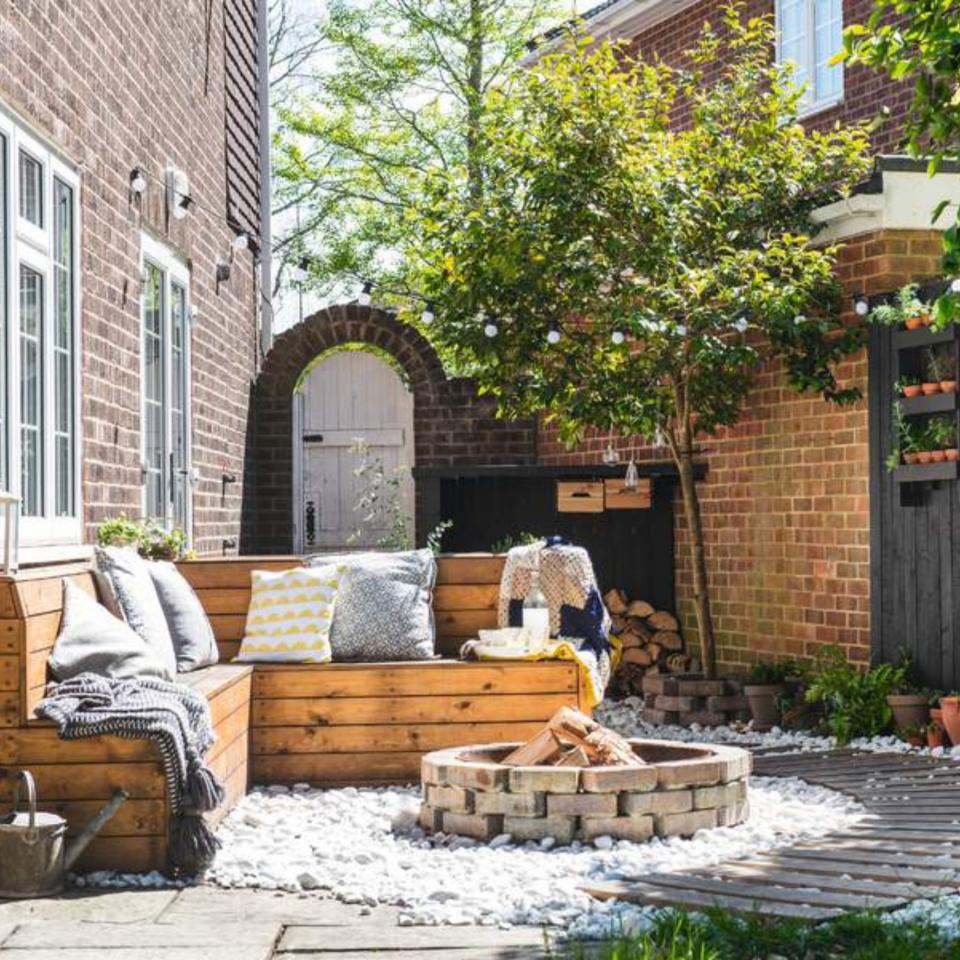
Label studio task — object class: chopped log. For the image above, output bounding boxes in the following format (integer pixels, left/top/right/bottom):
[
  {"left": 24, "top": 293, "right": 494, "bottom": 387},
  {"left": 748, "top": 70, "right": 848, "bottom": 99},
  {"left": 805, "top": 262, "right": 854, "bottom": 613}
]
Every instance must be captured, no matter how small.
[
  {"left": 604, "top": 589, "right": 628, "bottom": 615},
  {"left": 628, "top": 619, "right": 655, "bottom": 642},
  {"left": 652, "top": 630, "right": 683, "bottom": 651},
  {"left": 665, "top": 653, "right": 691, "bottom": 673},
  {"left": 547, "top": 706, "right": 645, "bottom": 767},
  {"left": 626, "top": 599, "right": 655, "bottom": 620},
  {"left": 618, "top": 630, "right": 645, "bottom": 649},
  {"left": 556, "top": 745, "right": 590, "bottom": 767},
  {"left": 610, "top": 614, "right": 630, "bottom": 635},
  {"left": 645, "top": 642, "right": 662, "bottom": 663},
  {"left": 647, "top": 610, "right": 679, "bottom": 632},
  {"left": 622, "top": 647, "right": 653, "bottom": 667},
  {"left": 502, "top": 728, "right": 564, "bottom": 766}
]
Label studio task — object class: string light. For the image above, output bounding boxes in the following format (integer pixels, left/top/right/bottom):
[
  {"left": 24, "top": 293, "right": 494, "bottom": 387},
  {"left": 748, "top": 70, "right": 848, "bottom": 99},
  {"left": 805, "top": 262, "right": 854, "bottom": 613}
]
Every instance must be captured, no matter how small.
[
  {"left": 952, "top": 278, "right": 960, "bottom": 294},
  {"left": 734, "top": 316, "right": 749, "bottom": 333},
  {"left": 852, "top": 292, "right": 869, "bottom": 316},
  {"left": 232, "top": 233, "right": 250, "bottom": 254},
  {"left": 484, "top": 321, "right": 499, "bottom": 338},
  {"left": 129, "top": 167, "right": 147, "bottom": 195},
  {"left": 611, "top": 330, "right": 625, "bottom": 345},
  {"left": 676, "top": 324, "right": 687, "bottom": 336},
  {"left": 794, "top": 314, "right": 806, "bottom": 326},
  {"left": 421, "top": 302, "right": 435, "bottom": 324},
  {"left": 358, "top": 281, "right": 373, "bottom": 306},
  {"left": 547, "top": 328, "right": 561, "bottom": 344}
]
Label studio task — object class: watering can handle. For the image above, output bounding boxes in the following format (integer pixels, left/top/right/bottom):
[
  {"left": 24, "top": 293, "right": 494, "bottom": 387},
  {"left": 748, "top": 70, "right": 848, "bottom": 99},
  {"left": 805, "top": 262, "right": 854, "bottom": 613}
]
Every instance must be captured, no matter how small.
[{"left": 11, "top": 770, "right": 37, "bottom": 831}]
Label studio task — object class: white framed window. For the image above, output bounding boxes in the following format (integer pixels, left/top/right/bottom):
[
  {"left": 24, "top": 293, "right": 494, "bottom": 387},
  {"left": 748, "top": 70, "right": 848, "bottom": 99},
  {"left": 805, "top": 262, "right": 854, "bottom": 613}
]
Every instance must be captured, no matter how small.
[
  {"left": 0, "top": 106, "right": 81, "bottom": 551},
  {"left": 777, "top": 0, "right": 844, "bottom": 115},
  {"left": 140, "top": 233, "right": 193, "bottom": 539}
]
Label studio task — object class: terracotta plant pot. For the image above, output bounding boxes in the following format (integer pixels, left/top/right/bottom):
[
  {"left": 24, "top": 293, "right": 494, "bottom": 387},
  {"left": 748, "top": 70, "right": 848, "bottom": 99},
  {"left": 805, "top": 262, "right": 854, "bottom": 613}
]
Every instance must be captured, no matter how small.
[
  {"left": 928, "top": 725, "right": 946, "bottom": 749},
  {"left": 922, "top": 382, "right": 942, "bottom": 395},
  {"left": 904, "top": 452, "right": 920, "bottom": 464},
  {"left": 946, "top": 449, "right": 960, "bottom": 462},
  {"left": 931, "top": 450, "right": 947, "bottom": 463},
  {"left": 905, "top": 316, "right": 925, "bottom": 330},
  {"left": 743, "top": 683, "right": 786, "bottom": 731},
  {"left": 917, "top": 451, "right": 934, "bottom": 464},
  {"left": 940, "top": 697, "right": 960, "bottom": 746},
  {"left": 931, "top": 706, "right": 944, "bottom": 725},
  {"left": 903, "top": 385, "right": 923, "bottom": 398},
  {"left": 887, "top": 693, "right": 930, "bottom": 731},
  {"left": 941, "top": 380, "right": 958, "bottom": 394},
  {"left": 906, "top": 734, "right": 925, "bottom": 747}
]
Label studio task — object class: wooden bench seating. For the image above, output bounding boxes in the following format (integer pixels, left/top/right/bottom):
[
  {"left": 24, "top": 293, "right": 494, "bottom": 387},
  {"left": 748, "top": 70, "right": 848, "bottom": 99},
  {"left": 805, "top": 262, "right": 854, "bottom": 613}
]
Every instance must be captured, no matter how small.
[{"left": 0, "top": 554, "right": 584, "bottom": 872}]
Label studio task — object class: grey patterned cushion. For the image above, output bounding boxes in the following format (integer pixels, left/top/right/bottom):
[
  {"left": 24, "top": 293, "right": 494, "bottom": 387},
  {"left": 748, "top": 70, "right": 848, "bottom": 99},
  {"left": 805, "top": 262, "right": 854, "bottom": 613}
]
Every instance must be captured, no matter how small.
[
  {"left": 307, "top": 549, "right": 436, "bottom": 661},
  {"left": 95, "top": 546, "right": 178, "bottom": 678},
  {"left": 50, "top": 582, "right": 173, "bottom": 682}
]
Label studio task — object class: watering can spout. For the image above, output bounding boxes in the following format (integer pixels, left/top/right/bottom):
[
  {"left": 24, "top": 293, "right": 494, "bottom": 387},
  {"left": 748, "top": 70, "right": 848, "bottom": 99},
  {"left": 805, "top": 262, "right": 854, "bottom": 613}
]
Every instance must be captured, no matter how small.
[{"left": 63, "top": 790, "right": 129, "bottom": 873}]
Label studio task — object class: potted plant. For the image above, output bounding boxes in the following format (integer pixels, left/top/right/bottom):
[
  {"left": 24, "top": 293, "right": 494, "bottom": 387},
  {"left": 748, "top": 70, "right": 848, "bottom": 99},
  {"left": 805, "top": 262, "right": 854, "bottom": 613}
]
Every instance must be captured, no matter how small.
[
  {"left": 869, "top": 283, "right": 933, "bottom": 330},
  {"left": 887, "top": 402, "right": 918, "bottom": 470},
  {"left": 887, "top": 684, "right": 930, "bottom": 731},
  {"left": 927, "top": 418, "right": 956, "bottom": 464},
  {"left": 927, "top": 720, "right": 946, "bottom": 749},
  {"left": 900, "top": 721, "right": 925, "bottom": 747},
  {"left": 744, "top": 660, "right": 800, "bottom": 731},
  {"left": 926, "top": 347, "right": 957, "bottom": 394},
  {"left": 895, "top": 375, "right": 923, "bottom": 399},
  {"left": 940, "top": 692, "right": 960, "bottom": 745}
]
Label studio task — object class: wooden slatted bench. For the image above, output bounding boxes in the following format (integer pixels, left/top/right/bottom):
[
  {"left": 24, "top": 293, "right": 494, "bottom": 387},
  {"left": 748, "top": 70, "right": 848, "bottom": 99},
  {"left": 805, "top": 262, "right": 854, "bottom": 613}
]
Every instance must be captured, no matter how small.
[{"left": 0, "top": 554, "right": 584, "bottom": 872}]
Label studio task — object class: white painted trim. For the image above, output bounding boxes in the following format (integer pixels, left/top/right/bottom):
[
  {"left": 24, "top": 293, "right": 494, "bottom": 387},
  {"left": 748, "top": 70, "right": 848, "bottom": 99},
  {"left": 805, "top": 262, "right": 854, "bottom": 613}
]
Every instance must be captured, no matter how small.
[
  {"left": 522, "top": 0, "right": 701, "bottom": 63},
  {"left": 775, "top": 0, "right": 844, "bottom": 117},
  {"left": 811, "top": 168, "right": 960, "bottom": 245}
]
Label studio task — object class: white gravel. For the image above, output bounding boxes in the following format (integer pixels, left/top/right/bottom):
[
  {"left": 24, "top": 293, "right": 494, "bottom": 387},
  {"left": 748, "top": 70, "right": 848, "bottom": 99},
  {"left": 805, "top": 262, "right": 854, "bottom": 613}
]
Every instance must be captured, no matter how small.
[{"left": 204, "top": 775, "right": 864, "bottom": 931}]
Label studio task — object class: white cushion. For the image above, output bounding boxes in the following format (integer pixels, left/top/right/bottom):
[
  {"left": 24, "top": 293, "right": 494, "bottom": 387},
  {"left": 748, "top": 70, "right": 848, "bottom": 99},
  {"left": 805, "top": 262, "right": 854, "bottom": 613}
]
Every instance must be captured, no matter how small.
[
  {"left": 95, "top": 546, "right": 178, "bottom": 678},
  {"left": 235, "top": 564, "right": 341, "bottom": 664},
  {"left": 148, "top": 561, "right": 220, "bottom": 673},
  {"left": 50, "top": 582, "right": 172, "bottom": 682}
]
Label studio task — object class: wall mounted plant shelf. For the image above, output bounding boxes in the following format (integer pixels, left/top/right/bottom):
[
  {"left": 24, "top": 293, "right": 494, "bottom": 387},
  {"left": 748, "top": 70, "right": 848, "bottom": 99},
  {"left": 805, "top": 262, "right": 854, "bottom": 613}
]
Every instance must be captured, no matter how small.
[
  {"left": 899, "top": 393, "right": 957, "bottom": 416},
  {"left": 894, "top": 461, "right": 958, "bottom": 483},
  {"left": 893, "top": 327, "right": 956, "bottom": 350}
]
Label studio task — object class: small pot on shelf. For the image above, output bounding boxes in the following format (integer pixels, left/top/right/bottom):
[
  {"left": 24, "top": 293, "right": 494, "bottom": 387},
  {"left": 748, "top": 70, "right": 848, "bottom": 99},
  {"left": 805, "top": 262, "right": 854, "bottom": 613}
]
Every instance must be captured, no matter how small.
[
  {"left": 917, "top": 450, "right": 934, "bottom": 464},
  {"left": 887, "top": 693, "right": 930, "bottom": 731},
  {"left": 903, "top": 384, "right": 924, "bottom": 398},
  {"left": 905, "top": 316, "right": 925, "bottom": 330},
  {"left": 946, "top": 448, "right": 960, "bottom": 462},
  {"left": 941, "top": 380, "right": 958, "bottom": 394},
  {"left": 904, "top": 451, "right": 920, "bottom": 464},
  {"left": 922, "top": 382, "right": 942, "bottom": 396},
  {"left": 931, "top": 449, "right": 947, "bottom": 463}
]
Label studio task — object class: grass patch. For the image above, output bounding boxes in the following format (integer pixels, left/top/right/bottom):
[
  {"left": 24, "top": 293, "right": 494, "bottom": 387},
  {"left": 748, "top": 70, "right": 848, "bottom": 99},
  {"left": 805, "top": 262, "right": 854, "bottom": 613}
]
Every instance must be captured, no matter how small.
[{"left": 558, "top": 904, "right": 960, "bottom": 959}]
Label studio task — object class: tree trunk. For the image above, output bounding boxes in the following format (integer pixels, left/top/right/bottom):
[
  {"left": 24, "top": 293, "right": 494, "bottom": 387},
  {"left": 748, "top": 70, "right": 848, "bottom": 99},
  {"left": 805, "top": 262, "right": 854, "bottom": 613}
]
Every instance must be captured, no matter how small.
[{"left": 675, "top": 445, "right": 717, "bottom": 679}]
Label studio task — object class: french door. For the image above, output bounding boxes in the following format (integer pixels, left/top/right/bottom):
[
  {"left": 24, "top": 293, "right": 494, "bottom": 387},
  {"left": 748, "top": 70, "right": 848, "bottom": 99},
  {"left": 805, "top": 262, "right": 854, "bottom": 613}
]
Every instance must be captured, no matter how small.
[{"left": 141, "top": 235, "right": 192, "bottom": 535}]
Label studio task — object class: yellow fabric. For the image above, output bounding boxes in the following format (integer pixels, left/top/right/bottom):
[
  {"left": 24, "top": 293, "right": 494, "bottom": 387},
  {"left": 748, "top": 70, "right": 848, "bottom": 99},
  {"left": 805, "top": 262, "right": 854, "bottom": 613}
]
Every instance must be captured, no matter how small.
[
  {"left": 465, "top": 638, "right": 605, "bottom": 708},
  {"left": 236, "top": 564, "right": 341, "bottom": 664}
]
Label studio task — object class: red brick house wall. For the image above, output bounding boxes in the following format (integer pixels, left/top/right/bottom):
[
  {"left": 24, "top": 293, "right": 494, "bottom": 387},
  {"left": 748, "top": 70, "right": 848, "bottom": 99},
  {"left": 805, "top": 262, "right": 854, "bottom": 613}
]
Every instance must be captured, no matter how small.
[{"left": 1, "top": 1, "right": 261, "bottom": 555}]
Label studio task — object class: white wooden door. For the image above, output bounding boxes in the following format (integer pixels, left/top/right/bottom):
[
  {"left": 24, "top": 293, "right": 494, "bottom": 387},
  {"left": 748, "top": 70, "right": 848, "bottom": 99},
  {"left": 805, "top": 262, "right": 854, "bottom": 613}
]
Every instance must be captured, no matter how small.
[{"left": 297, "top": 350, "right": 414, "bottom": 551}]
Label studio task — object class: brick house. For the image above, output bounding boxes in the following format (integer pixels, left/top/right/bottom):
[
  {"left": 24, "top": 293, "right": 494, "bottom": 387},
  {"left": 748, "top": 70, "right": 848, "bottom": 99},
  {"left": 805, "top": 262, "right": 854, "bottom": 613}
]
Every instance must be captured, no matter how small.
[
  {"left": 527, "top": 0, "right": 960, "bottom": 681},
  {"left": 0, "top": 0, "right": 269, "bottom": 562}
]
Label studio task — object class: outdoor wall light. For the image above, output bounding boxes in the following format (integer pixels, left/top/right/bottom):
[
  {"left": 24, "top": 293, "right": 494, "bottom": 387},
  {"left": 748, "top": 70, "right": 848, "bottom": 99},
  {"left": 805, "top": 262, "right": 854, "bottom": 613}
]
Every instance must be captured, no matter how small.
[
  {"left": 420, "top": 302, "right": 435, "bottom": 325},
  {"left": 611, "top": 330, "right": 625, "bottom": 345},
  {"left": 129, "top": 167, "right": 147, "bottom": 195},
  {"left": 852, "top": 292, "right": 870, "bottom": 316},
  {"left": 546, "top": 328, "right": 561, "bottom": 344},
  {"left": 358, "top": 281, "right": 373, "bottom": 306},
  {"left": 216, "top": 261, "right": 232, "bottom": 283}
]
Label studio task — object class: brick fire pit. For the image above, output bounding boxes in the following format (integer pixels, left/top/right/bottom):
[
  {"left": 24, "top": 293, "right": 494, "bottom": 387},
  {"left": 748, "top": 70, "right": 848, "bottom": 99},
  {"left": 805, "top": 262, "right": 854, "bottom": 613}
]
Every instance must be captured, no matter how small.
[{"left": 419, "top": 740, "right": 751, "bottom": 844}]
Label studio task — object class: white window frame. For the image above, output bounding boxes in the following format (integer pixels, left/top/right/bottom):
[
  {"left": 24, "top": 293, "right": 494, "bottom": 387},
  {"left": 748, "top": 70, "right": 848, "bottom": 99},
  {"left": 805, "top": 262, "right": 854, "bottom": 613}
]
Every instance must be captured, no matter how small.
[
  {"left": 139, "top": 232, "right": 193, "bottom": 541},
  {"left": 776, "top": 0, "right": 844, "bottom": 117},
  {"left": 0, "top": 106, "right": 82, "bottom": 552}
]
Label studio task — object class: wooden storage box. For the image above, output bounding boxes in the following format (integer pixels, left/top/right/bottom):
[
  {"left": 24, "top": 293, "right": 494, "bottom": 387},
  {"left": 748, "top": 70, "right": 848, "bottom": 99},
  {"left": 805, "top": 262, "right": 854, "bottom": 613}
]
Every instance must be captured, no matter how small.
[
  {"left": 604, "top": 478, "right": 652, "bottom": 509},
  {"left": 557, "top": 481, "right": 605, "bottom": 513}
]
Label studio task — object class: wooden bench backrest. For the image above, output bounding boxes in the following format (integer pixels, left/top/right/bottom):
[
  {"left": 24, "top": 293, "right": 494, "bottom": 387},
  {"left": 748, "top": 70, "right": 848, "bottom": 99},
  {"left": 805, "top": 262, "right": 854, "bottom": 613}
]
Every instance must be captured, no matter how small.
[{"left": 2, "top": 554, "right": 506, "bottom": 726}]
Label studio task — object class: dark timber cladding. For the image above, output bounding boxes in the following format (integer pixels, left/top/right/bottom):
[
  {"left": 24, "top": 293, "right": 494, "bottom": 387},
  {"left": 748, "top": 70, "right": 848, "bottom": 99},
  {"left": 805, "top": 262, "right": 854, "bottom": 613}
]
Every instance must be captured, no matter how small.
[
  {"left": 223, "top": 0, "right": 262, "bottom": 240},
  {"left": 869, "top": 321, "right": 960, "bottom": 688}
]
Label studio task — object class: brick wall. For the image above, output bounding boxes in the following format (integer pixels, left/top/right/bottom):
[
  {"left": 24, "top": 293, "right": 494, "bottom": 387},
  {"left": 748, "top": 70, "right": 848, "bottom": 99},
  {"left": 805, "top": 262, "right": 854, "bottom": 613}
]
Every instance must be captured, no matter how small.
[
  {"left": 0, "top": 1, "right": 260, "bottom": 554},
  {"left": 539, "top": 230, "right": 944, "bottom": 672},
  {"left": 246, "top": 304, "right": 536, "bottom": 554},
  {"left": 626, "top": 0, "right": 913, "bottom": 154}
]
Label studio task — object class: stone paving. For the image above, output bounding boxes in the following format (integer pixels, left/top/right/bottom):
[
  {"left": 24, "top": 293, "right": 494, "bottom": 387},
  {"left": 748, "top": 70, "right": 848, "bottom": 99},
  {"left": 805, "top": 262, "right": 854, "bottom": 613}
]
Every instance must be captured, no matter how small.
[{"left": 0, "top": 887, "right": 561, "bottom": 959}]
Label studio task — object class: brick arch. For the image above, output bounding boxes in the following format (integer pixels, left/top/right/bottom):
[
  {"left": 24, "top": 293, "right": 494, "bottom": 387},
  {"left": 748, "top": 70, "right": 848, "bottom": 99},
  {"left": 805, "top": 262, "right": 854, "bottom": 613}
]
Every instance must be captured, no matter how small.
[{"left": 243, "top": 303, "right": 536, "bottom": 553}]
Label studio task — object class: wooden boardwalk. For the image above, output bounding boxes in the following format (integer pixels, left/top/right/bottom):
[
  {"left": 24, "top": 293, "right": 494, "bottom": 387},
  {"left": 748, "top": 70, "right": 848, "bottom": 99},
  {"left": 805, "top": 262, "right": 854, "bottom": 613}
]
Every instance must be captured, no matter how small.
[{"left": 585, "top": 750, "right": 960, "bottom": 918}]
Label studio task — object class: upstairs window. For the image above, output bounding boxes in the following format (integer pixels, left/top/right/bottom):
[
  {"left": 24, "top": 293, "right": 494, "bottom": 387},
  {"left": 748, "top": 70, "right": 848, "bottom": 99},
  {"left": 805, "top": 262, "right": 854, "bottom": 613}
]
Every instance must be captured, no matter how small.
[
  {"left": 0, "top": 106, "right": 81, "bottom": 551},
  {"left": 777, "top": 0, "right": 844, "bottom": 114}
]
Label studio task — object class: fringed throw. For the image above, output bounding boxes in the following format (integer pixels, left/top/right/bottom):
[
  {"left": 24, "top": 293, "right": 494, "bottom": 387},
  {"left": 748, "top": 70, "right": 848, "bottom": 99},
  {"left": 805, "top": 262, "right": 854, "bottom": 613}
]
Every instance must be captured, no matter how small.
[{"left": 37, "top": 673, "right": 224, "bottom": 876}]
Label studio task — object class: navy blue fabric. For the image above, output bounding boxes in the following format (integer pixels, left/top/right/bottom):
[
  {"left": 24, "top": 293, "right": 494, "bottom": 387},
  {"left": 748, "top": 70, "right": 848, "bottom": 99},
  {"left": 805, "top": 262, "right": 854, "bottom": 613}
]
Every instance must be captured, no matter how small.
[{"left": 508, "top": 597, "right": 524, "bottom": 628}]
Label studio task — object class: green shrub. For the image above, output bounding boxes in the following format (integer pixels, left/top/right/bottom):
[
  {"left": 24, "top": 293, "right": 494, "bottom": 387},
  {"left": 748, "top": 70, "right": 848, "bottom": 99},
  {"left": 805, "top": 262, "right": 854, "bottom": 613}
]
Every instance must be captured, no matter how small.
[
  {"left": 96, "top": 514, "right": 195, "bottom": 561},
  {"left": 804, "top": 644, "right": 905, "bottom": 744},
  {"left": 749, "top": 659, "right": 802, "bottom": 684}
]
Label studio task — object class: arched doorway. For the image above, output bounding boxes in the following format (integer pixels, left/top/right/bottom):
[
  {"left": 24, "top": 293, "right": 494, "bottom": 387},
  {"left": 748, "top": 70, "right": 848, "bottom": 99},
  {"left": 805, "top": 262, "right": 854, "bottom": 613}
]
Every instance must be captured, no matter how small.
[{"left": 293, "top": 347, "right": 415, "bottom": 553}]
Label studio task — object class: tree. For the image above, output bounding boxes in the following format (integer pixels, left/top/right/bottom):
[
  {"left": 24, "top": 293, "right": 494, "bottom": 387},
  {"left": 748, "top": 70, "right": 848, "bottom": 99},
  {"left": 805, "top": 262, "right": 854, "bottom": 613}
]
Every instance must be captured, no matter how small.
[
  {"left": 272, "top": 0, "right": 561, "bottom": 301},
  {"left": 842, "top": 0, "right": 960, "bottom": 322},
  {"left": 409, "top": 7, "right": 872, "bottom": 677}
]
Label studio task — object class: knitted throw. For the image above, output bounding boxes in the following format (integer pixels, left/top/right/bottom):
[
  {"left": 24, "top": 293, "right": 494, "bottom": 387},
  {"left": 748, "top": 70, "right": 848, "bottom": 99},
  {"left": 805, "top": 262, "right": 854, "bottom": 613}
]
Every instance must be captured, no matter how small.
[{"left": 37, "top": 673, "right": 225, "bottom": 876}]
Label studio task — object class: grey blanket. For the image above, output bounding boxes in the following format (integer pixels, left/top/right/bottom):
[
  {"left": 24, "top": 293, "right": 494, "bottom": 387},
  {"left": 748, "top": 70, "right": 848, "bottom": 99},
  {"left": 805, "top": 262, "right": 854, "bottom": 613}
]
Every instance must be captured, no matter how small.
[{"left": 37, "top": 673, "right": 225, "bottom": 876}]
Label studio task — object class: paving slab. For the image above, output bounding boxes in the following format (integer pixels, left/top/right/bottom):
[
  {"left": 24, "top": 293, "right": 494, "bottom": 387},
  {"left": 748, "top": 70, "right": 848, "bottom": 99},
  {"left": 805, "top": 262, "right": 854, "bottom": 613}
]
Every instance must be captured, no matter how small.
[
  {"left": 279, "top": 950, "right": 553, "bottom": 959},
  {"left": 2, "top": 920, "right": 281, "bottom": 952},
  {"left": 0, "top": 950, "right": 273, "bottom": 960},
  {"left": 279, "top": 923, "right": 550, "bottom": 953},
  {"left": 0, "top": 927, "right": 14, "bottom": 949},
  {"left": 0, "top": 889, "right": 177, "bottom": 926},
  {"left": 158, "top": 887, "right": 386, "bottom": 926}
]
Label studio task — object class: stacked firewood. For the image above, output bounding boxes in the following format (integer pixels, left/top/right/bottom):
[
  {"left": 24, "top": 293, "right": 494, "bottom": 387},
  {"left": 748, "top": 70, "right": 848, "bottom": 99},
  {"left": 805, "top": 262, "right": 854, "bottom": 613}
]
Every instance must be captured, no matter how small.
[
  {"left": 502, "top": 707, "right": 645, "bottom": 768},
  {"left": 604, "top": 589, "right": 691, "bottom": 696}
]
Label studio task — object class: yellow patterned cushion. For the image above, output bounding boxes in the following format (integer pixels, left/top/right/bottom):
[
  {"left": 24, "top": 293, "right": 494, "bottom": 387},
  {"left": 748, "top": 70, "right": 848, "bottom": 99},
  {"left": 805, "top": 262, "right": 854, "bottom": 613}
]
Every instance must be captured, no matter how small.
[{"left": 235, "top": 565, "right": 341, "bottom": 664}]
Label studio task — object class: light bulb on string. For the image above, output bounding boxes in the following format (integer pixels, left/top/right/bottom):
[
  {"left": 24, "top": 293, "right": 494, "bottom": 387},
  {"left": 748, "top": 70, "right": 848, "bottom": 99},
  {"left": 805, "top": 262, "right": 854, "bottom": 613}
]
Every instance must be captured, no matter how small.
[
  {"left": 484, "top": 322, "right": 499, "bottom": 338},
  {"left": 852, "top": 293, "right": 869, "bottom": 316},
  {"left": 952, "top": 278, "right": 960, "bottom": 294},
  {"left": 358, "top": 281, "right": 373, "bottom": 306},
  {"left": 547, "top": 328, "right": 561, "bottom": 344},
  {"left": 611, "top": 330, "right": 625, "bottom": 345},
  {"left": 420, "top": 302, "right": 435, "bottom": 325},
  {"left": 734, "top": 317, "right": 748, "bottom": 333}
]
